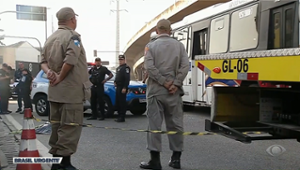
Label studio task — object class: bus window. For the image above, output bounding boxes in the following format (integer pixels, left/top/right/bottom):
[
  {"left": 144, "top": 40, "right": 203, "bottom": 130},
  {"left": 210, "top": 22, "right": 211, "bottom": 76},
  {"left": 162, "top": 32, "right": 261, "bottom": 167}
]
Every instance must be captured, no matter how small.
[
  {"left": 268, "top": 3, "right": 296, "bottom": 49},
  {"left": 229, "top": 4, "right": 259, "bottom": 52},
  {"left": 174, "top": 27, "right": 191, "bottom": 57},
  {"left": 209, "top": 15, "right": 229, "bottom": 54},
  {"left": 284, "top": 8, "right": 294, "bottom": 48},
  {"left": 192, "top": 29, "right": 208, "bottom": 59},
  {"left": 186, "top": 27, "right": 192, "bottom": 57},
  {"left": 272, "top": 12, "right": 281, "bottom": 49},
  {"left": 199, "top": 30, "right": 207, "bottom": 55}
]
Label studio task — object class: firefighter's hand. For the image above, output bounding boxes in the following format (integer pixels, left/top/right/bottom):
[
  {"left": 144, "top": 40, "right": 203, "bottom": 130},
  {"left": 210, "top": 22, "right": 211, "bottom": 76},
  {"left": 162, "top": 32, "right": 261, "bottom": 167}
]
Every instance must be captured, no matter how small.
[
  {"left": 164, "top": 81, "right": 173, "bottom": 89},
  {"left": 169, "top": 85, "right": 178, "bottom": 94},
  {"left": 50, "top": 74, "right": 62, "bottom": 86},
  {"left": 122, "top": 88, "right": 126, "bottom": 94},
  {"left": 47, "top": 70, "right": 56, "bottom": 82}
]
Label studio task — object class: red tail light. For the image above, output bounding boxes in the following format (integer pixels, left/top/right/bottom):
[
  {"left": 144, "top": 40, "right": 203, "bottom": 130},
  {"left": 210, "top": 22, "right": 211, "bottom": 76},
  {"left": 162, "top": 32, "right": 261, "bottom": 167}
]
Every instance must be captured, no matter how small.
[{"left": 128, "top": 88, "right": 146, "bottom": 95}]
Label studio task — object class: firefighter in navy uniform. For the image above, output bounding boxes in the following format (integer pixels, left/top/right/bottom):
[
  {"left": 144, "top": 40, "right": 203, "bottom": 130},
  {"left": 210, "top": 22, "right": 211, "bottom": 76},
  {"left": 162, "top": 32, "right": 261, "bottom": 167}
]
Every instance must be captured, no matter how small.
[
  {"left": 114, "top": 55, "right": 130, "bottom": 122},
  {"left": 88, "top": 57, "right": 113, "bottom": 121}
]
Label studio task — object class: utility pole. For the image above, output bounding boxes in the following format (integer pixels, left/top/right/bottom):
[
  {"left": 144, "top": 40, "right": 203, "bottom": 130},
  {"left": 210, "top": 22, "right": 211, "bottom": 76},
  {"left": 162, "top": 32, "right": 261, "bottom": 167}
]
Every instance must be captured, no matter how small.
[
  {"left": 110, "top": 0, "right": 128, "bottom": 67},
  {"left": 116, "top": 0, "right": 120, "bottom": 66}
]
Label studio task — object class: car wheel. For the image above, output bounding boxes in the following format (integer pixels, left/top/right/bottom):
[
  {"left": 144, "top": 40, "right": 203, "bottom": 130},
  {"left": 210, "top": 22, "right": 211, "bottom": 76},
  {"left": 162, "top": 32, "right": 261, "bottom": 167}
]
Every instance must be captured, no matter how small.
[
  {"left": 35, "top": 95, "right": 49, "bottom": 116},
  {"left": 102, "top": 96, "right": 114, "bottom": 118},
  {"left": 130, "top": 107, "right": 146, "bottom": 116}
]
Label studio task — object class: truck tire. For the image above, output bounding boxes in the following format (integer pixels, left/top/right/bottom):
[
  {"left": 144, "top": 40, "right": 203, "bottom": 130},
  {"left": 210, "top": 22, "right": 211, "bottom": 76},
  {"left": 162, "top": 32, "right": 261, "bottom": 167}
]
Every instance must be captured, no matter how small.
[
  {"left": 34, "top": 94, "right": 49, "bottom": 116},
  {"left": 130, "top": 108, "right": 146, "bottom": 116}
]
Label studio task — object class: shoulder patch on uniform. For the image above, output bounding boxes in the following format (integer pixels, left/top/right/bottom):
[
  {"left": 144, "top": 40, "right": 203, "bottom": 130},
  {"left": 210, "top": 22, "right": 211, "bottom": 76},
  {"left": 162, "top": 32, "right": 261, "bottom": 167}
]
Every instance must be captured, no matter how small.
[
  {"left": 126, "top": 68, "right": 130, "bottom": 74},
  {"left": 74, "top": 40, "right": 80, "bottom": 47},
  {"left": 71, "top": 35, "right": 81, "bottom": 48},
  {"left": 71, "top": 35, "right": 80, "bottom": 41}
]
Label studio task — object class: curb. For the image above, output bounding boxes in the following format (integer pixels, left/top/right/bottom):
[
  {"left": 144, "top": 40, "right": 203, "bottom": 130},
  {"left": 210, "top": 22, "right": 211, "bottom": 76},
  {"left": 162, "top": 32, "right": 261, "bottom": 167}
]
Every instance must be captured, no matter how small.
[
  {"left": 0, "top": 121, "right": 8, "bottom": 169},
  {"left": 0, "top": 150, "right": 8, "bottom": 169},
  {"left": 1, "top": 115, "right": 51, "bottom": 170}
]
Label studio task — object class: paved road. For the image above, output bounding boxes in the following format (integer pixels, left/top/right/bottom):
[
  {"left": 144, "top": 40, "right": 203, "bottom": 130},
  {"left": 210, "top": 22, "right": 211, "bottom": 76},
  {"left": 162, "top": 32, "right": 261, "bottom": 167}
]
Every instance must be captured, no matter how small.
[
  {"left": 4, "top": 100, "right": 300, "bottom": 170},
  {"left": 0, "top": 116, "right": 18, "bottom": 170}
]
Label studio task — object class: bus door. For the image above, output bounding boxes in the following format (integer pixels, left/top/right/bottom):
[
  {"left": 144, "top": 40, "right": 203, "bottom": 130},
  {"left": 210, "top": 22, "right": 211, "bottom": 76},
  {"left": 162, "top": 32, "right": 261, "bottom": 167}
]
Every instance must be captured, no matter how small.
[
  {"left": 174, "top": 27, "right": 193, "bottom": 102},
  {"left": 268, "top": 2, "right": 297, "bottom": 49},
  {"left": 192, "top": 28, "right": 208, "bottom": 102}
]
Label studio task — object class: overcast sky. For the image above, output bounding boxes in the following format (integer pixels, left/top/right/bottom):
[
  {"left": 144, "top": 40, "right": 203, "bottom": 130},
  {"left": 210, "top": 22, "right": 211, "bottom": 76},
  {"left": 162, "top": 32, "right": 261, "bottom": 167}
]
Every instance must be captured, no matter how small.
[{"left": 0, "top": 0, "right": 177, "bottom": 65}]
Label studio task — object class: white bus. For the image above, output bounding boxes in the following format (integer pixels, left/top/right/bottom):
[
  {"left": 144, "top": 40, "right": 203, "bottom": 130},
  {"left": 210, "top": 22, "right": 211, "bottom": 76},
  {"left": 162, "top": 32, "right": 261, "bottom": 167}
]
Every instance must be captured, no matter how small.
[
  {"left": 164, "top": 0, "right": 256, "bottom": 108},
  {"left": 149, "top": 0, "right": 297, "bottom": 109}
]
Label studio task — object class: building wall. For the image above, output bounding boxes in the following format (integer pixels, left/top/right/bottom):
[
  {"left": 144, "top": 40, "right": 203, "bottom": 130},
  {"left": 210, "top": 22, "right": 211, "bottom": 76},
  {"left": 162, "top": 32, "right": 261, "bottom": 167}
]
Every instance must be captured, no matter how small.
[
  {"left": 15, "top": 61, "right": 40, "bottom": 77},
  {"left": 0, "top": 42, "right": 40, "bottom": 72},
  {"left": 15, "top": 42, "right": 40, "bottom": 63},
  {"left": 0, "top": 47, "right": 16, "bottom": 68}
]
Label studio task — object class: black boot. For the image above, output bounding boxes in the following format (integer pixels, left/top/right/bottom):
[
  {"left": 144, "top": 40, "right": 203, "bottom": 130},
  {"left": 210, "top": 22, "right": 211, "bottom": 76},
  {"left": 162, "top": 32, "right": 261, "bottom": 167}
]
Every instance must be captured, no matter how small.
[
  {"left": 60, "top": 156, "right": 79, "bottom": 170},
  {"left": 98, "top": 113, "right": 105, "bottom": 121},
  {"left": 140, "top": 151, "right": 162, "bottom": 170},
  {"left": 168, "top": 151, "right": 181, "bottom": 169},
  {"left": 87, "top": 116, "right": 97, "bottom": 120},
  {"left": 98, "top": 116, "right": 105, "bottom": 121},
  {"left": 115, "top": 118, "right": 125, "bottom": 122},
  {"left": 51, "top": 155, "right": 63, "bottom": 170}
]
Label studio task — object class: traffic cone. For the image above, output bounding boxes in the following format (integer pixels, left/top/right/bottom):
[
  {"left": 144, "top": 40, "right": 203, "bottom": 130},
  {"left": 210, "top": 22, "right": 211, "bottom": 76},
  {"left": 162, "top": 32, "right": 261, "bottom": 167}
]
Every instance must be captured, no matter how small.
[{"left": 16, "top": 108, "right": 42, "bottom": 170}]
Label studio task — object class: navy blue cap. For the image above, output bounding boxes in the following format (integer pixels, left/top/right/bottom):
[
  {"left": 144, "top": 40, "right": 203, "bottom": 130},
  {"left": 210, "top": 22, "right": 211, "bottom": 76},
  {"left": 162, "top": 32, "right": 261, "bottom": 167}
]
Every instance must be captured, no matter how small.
[{"left": 118, "top": 55, "right": 125, "bottom": 60}]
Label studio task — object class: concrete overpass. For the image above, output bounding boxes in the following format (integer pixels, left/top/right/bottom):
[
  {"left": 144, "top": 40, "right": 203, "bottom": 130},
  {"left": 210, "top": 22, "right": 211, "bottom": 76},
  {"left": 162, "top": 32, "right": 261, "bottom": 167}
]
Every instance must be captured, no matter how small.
[{"left": 123, "top": 0, "right": 230, "bottom": 80}]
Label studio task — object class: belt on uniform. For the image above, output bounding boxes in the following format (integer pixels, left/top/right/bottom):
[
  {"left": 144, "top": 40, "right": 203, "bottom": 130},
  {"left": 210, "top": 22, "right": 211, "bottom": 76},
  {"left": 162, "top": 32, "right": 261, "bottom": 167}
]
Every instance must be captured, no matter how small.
[{"left": 93, "top": 85, "right": 104, "bottom": 88}]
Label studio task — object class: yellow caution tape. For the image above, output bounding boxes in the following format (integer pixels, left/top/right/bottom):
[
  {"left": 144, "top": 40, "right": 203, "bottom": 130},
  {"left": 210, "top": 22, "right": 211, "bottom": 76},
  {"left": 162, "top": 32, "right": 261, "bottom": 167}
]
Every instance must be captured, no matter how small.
[
  {"left": 62, "top": 122, "right": 216, "bottom": 136},
  {"left": 32, "top": 116, "right": 41, "bottom": 122},
  {"left": 9, "top": 123, "right": 46, "bottom": 134},
  {"left": 9, "top": 118, "right": 270, "bottom": 136},
  {"left": 47, "top": 121, "right": 269, "bottom": 136}
]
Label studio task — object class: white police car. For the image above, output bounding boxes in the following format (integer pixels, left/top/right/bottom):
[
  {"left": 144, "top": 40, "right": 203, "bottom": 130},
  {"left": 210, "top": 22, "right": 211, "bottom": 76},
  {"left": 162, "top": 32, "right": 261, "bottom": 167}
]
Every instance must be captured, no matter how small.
[
  {"left": 31, "top": 70, "right": 147, "bottom": 116},
  {"left": 10, "top": 82, "right": 19, "bottom": 99}
]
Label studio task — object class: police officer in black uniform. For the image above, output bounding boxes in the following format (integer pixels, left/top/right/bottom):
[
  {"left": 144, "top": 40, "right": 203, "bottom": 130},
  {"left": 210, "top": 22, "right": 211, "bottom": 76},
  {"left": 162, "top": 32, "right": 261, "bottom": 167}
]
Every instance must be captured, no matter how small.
[
  {"left": 14, "top": 62, "right": 25, "bottom": 113},
  {"left": 87, "top": 57, "right": 113, "bottom": 121},
  {"left": 0, "top": 63, "right": 11, "bottom": 114},
  {"left": 114, "top": 55, "right": 130, "bottom": 122}
]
